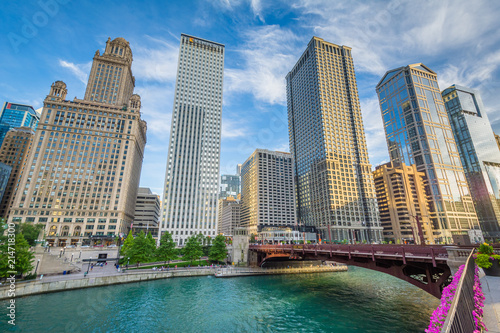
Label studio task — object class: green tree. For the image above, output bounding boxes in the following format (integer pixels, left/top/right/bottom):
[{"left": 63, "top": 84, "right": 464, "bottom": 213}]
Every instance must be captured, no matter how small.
[
  {"left": 146, "top": 232, "right": 156, "bottom": 254},
  {"left": 209, "top": 234, "right": 228, "bottom": 263},
  {"left": 249, "top": 234, "right": 257, "bottom": 244},
  {"left": 18, "top": 223, "right": 44, "bottom": 247},
  {"left": 0, "top": 233, "right": 35, "bottom": 279},
  {"left": 183, "top": 235, "right": 203, "bottom": 265},
  {"left": 128, "top": 231, "right": 154, "bottom": 264},
  {"left": 121, "top": 231, "right": 135, "bottom": 258},
  {"left": 156, "top": 231, "right": 177, "bottom": 265}
]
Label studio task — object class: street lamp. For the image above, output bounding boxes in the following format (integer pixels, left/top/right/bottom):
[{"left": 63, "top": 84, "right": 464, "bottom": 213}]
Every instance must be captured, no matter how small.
[
  {"left": 87, "top": 257, "right": 92, "bottom": 274},
  {"left": 127, "top": 257, "right": 130, "bottom": 267},
  {"left": 63, "top": 246, "right": 66, "bottom": 255},
  {"left": 71, "top": 253, "right": 74, "bottom": 262},
  {"left": 59, "top": 249, "right": 63, "bottom": 258},
  {"left": 34, "top": 259, "right": 40, "bottom": 276}
]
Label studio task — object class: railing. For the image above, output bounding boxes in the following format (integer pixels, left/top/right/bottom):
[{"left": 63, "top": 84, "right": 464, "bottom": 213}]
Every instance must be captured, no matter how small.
[
  {"left": 250, "top": 244, "right": 449, "bottom": 262},
  {"left": 440, "top": 249, "right": 476, "bottom": 333}
]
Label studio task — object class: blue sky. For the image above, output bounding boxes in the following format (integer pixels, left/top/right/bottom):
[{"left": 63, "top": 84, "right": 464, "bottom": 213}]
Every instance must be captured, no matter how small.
[{"left": 1, "top": 0, "right": 500, "bottom": 198}]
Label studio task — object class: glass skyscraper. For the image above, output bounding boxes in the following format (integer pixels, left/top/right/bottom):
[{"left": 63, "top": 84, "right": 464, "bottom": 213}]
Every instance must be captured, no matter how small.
[
  {"left": 0, "top": 102, "right": 39, "bottom": 147},
  {"left": 286, "top": 37, "right": 382, "bottom": 243},
  {"left": 376, "top": 64, "right": 480, "bottom": 243},
  {"left": 442, "top": 85, "right": 500, "bottom": 239},
  {"left": 219, "top": 174, "right": 240, "bottom": 199},
  {"left": 161, "top": 34, "right": 224, "bottom": 246}
]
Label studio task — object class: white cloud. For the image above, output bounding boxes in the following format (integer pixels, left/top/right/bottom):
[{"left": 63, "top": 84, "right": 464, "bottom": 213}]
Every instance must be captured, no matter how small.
[
  {"left": 58, "top": 60, "right": 91, "bottom": 85},
  {"left": 225, "top": 25, "right": 303, "bottom": 105},
  {"left": 222, "top": 118, "right": 249, "bottom": 138},
  {"left": 132, "top": 36, "right": 179, "bottom": 83}
]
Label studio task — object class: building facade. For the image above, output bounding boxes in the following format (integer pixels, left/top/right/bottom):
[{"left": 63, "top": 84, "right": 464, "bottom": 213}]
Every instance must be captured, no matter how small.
[
  {"left": 218, "top": 196, "right": 240, "bottom": 236},
  {"left": 0, "top": 127, "right": 35, "bottom": 218},
  {"left": 8, "top": 37, "right": 147, "bottom": 247},
  {"left": 240, "top": 149, "right": 296, "bottom": 236},
  {"left": 442, "top": 85, "right": 500, "bottom": 239},
  {"left": 373, "top": 162, "right": 435, "bottom": 244},
  {"left": 161, "top": 34, "right": 225, "bottom": 246},
  {"left": 132, "top": 187, "right": 161, "bottom": 239},
  {"left": 0, "top": 162, "right": 12, "bottom": 205},
  {"left": 0, "top": 102, "right": 39, "bottom": 148},
  {"left": 376, "top": 64, "right": 479, "bottom": 243},
  {"left": 219, "top": 174, "right": 240, "bottom": 199},
  {"left": 286, "top": 36, "right": 382, "bottom": 243}
]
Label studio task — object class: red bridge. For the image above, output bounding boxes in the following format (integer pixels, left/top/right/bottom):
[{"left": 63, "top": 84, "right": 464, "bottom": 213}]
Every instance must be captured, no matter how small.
[{"left": 248, "top": 244, "right": 471, "bottom": 298}]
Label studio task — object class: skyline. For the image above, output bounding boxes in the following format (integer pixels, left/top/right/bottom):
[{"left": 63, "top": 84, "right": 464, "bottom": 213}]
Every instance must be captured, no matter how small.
[{"left": 2, "top": 0, "right": 500, "bottom": 198}]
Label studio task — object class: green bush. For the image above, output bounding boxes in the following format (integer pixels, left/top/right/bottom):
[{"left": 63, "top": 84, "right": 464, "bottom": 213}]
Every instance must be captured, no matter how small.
[
  {"left": 478, "top": 242, "right": 493, "bottom": 255},
  {"left": 475, "top": 253, "right": 500, "bottom": 269},
  {"left": 23, "top": 273, "right": 37, "bottom": 280}
]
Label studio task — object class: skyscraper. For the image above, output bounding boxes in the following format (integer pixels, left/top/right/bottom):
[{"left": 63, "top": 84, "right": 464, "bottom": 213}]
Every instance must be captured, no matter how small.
[
  {"left": 8, "top": 37, "right": 147, "bottom": 248},
  {"left": 219, "top": 174, "right": 240, "bottom": 199},
  {"left": 0, "top": 127, "right": 35, "bottom": 219},
  {"left": 161, "top": 34, "right": 224, "bottom": 246},
  {"left": 373, "top": 162, "right": 435, "bottom": 244},
  {"left": 286, "top": 37, "right": 382, "bottom": 243},
  {"left": 442, "top": 85, "right": 500, "bottom": 238},
  {"left": 376, "top": 64, "right": 479, "bottom": 243},
  {"left": 240, "top": 149, "right": 296, "bottom": 235},
  {"left": 0, "top": 102, "right": 39, "bottom": 147}
]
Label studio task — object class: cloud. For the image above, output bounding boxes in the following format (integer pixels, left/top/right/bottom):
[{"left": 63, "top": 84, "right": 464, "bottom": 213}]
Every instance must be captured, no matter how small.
[
  {"left": 222, "top": 118, "right": 249, "bottom": 138},
  {"left": 360, "top": 96, "right": 388, "bottom": 167},
  {"left": 58, "top": 60, "right": 91, "bottom": 84},
  {"left": 132, "top": 36, "right": 179, "bottom": 83},
  {"left": 225, "top": 25, "right": 303, "bottom": 105}
]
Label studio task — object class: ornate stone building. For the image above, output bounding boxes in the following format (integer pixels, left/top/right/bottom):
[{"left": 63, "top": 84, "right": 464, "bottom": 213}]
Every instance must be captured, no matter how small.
[{"left": 8, "top": 37, "right": 147, "bottom": 247}]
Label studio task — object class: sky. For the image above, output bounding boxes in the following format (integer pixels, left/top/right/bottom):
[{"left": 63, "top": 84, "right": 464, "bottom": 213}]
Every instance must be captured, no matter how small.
[{"left": 1, "top": 0, "right": 500, "bottom": 198}]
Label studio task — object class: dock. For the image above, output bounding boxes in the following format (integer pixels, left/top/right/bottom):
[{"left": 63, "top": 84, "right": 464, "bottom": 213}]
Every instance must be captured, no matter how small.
[{"left": 214, "top": 264, "right": 348, "bottom": 278}]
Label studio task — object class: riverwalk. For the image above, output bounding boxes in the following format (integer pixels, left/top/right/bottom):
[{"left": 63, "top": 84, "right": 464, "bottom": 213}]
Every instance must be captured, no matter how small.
[{"left": 482, "top": 274, "right": 500, "bottom": 333}]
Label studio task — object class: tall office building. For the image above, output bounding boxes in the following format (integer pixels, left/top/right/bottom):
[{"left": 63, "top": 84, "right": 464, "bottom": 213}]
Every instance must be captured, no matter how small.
[
  {"left": 132, "top": 187, "right": 161, "bottom": 239},
  {"left": 495, "top": 134, "right": 500, "bottom": 152},
  {"left": 240, "top": 149, "right": 296, "bottom": 235},
  {"left": 0, "top": 163, "right": 12, "bottom": 205},
  {"left": 217, "top": 196, "right": 240, "bottom": 236},
  {"left": 0, "top": 102, "right": 39, "bottom": 147},
  {"left": 219, "top": 174, "right": 240, "bottom": 199},
  {"left": 373, "top": 162, "right": 435, "bottom": 244},
  {"left": 376, "top": 64, "right": 479, "bottom": 243},
  {"left": 0, "top": 127, "right": 35, "bottom": 218},
  {"left": 8, "top": 37, "right": 147, "bottom": 247},
  {"left": 442, "top": 85, "right": 500, "bottom": 238},
  {"left": 286, "top": 37, "right": 382, "bottom": 243},
  {"left": 161, "top": 34, "right": 224, "bottom": 246}
]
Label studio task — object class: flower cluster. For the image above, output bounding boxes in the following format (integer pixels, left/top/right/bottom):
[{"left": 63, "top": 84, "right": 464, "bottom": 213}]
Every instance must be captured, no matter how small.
[
  {"left": 425, "top": 265, "right": 465, "bottom": 333},
  {"left": 472, "top": 265, "right": 487, "bottom": 333}
]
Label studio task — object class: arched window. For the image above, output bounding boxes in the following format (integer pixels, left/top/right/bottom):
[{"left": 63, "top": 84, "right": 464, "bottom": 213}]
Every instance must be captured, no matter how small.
[
  {"left": 49, "top": 226, "right": 57, "bottom": 236},
  {"left": 73, "top": 226, "right": 81, "bottom": 237},
  {"left": 62, "top": 226, "right": 70, "bottom": 236}
]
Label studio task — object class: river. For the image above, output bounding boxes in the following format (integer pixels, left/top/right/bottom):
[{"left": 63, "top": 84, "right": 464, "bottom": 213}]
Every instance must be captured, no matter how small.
[{"left": 1, "top": 266, "right": 438, "bottom": 332}]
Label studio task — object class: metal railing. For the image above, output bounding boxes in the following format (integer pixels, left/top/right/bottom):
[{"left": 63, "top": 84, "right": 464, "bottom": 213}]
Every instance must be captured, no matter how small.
[{"left": 440, "top": 249, "right": 476, "bottom": 333}]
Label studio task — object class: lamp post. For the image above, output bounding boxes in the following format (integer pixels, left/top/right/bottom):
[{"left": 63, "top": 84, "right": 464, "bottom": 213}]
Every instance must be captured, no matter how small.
[
  {"left": 34, "top": 259, "right": 40, "bottom": 276},
  {"left": 63, "top": 246, "right": 66, "bottom": 255},
  {"left": 71, "top": 253, "right": 74, "bottom": 262},
  {"left": 87, "top": 257, "right": 92, "bottom": 274},
  {"left": 59, "top": 249, "right": 63, "bottom": 258},
  {"left": 79, "top": 251, "right": 82, "bottom": 259}
]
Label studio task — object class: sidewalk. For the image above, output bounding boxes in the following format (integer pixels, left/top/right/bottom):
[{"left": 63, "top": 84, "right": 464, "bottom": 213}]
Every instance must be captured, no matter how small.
[{"left": 482, "top": 274, "right": 500, "bottom": 333}]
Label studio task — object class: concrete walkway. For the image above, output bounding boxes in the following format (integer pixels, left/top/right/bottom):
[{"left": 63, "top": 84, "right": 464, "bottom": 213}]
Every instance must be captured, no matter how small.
[{"left": 482, "top": 274, "right": 500, "bottom": 333}]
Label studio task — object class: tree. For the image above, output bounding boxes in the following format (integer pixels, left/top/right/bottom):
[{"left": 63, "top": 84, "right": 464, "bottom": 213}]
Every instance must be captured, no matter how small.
[
  {"left": 156, "top": 231, "right": 177, "bottom": 265},
  {"left": 209, "top": 234, "right": 228, "bottom": 263},
  {"left": 146, "top": 232, "right": 156, "bottom": 255},
  {"left": 0, "top": 233, "right": 34, "bottom": 279},
  {"left": 18, "top": 223, "right": 44, "bottom": 247},
  {"left": 128, "top": 231, "right": 154, "bottom": 264},
  {"left": 183, "top": 235, "right": 203, "bottom": 265},
  {"left": 121, "top": 231, "right": 134, "bottom": 258}
]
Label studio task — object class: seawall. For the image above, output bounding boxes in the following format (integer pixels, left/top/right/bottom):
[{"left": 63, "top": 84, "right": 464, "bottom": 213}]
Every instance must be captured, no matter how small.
[{"left": 0, "top": 269, "right": 214, "bottom": 300}]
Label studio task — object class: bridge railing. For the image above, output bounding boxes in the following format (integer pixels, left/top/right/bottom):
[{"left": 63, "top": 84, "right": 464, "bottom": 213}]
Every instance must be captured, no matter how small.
[
  {"left": 249, "top": 244, "right": 449, "bottom": 261},
  {"left": 440, "top": 249, "right": 476, "bottom": 333}
]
